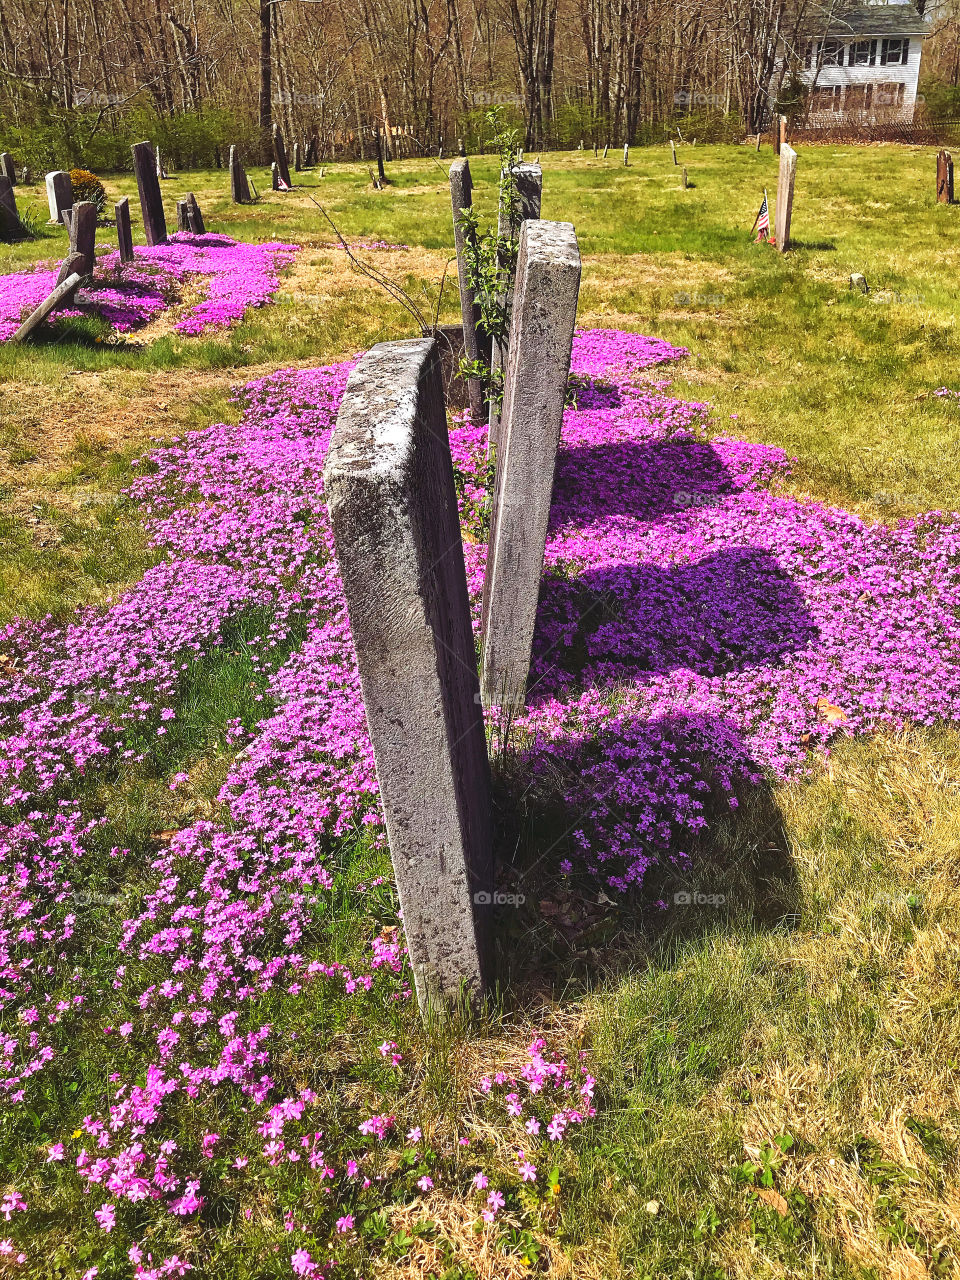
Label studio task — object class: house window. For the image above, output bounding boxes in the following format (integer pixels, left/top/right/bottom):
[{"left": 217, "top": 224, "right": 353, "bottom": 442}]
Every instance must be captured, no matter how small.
[
  {"left": 821, "top": 39, "right": 845, "bottom": 66},
  {"left": 874, "top": 81, "right": 906, "bottom": 107},
  {"left": 845, "top": 84, "right": 874, "bottom": 112},
  {"left": 848, "top": 40, "right": 877, "bottom": 67},
  {"left": 811, "top": 84, "right": 843, "bottom": 113},
  {"left": 880, "top": 38, "right": 909, "bottom": 66}
]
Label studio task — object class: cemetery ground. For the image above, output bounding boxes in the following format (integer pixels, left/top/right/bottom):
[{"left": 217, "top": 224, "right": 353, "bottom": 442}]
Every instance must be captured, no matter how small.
[{"left": 0, "top": 143, "right": 959, "bottom": 1279}]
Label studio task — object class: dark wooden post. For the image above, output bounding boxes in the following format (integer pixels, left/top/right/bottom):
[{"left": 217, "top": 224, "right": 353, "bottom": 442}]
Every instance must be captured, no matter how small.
[{"left": 937, "top": 150, "right": 954, "bottom": 204}]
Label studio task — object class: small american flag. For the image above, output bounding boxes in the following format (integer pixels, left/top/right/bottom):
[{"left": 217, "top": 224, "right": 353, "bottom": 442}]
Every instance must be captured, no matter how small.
[
  {"left": 278, "top": 175, "right": 291, "bottom": 191},
  {"left": 752, "top": 190, "right": 770, "bottom": 240}
]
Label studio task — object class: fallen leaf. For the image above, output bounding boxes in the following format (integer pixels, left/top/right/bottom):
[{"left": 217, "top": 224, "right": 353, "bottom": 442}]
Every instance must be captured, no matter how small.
[
  {"left": 151, "top": 829, "right": 179, "bottom": 843},
  {"left": 755, "top": 1186, "right": 789, "bottom": 1216}
]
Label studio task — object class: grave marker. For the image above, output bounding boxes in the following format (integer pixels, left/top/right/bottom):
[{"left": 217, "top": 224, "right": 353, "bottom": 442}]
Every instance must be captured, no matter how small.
[
  {"left": 45, "top": 170, "right": 73, "bottom": 224},
  {"left": 229, "top": 146, "right": 251, "bottom": 203},
  {"left": 490, "top": 162, "right": 543, "bottom": 446},
  {"left": 449, "top": 157, "right": 486, "bottom": 422},
  {"left": 682, "top": 166, "right": 688, "bottom": 189},
  {"left": 293, "top": 142, "right": 302, "bottom": 172},
  {"left": 10, "top": 272, "right": 83, "bottom": 343},
  {"left": 271, "top": 162, "right": 280, "bottom": 191},
  {"left": 623, "top": 141, "right": 629, "bottom": 166},
  {"left": 185, "top": 191, "right": 205, "bottom": 233},
  {"left": 115, "top": 197, "right": 134, "bottom": 263},
  {"left": 324, "top": 336, "right": 493, "bottom": 1011},
  {"left": 481, "top": 220, "right": 582, "bottom": 712},
  {"left": 937, "top": 149, "right": 954, "bottom": 204},
  {"left": 55, "top": 250, "right": 86, "bottom": 287},
  {"left": 131, "top": 141, "right": 168, "bottom": 246},
  {"left": 68, "top": 201, "right": 97, "bottom": 276},
  {"left": 0, "top": 153, "right": 16, "bottom": 184},
  {"left": 775, "top": 143, "right": 797, "bottom": 253},
  {"left": 0, "top": 176, "right": 28, "bottom": 239},
  {"left": 273, "top": 124, "right": 292, "bottom": 188},
  {"left": 671, "top": 139, "right": 678, "bottom": 165},
  {"left": 176, "top": 198, "right": 190, "bottom": 232}
]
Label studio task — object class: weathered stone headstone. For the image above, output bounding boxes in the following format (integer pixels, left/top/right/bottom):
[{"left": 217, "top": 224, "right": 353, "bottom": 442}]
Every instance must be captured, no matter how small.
[
  {"left": 115, "top": 197, "right": 134, "bottom": 263},
  {"left": 0, "top": 153, "right": 15, "bottom": 184},
  {"left": 68, "top": 201, "right": 97, "bottom": 276},
  {"left": 10, "top": 272, "right": 83, "bottom": 343},
  {"left": 46, "top": 170, "right": 73, "bottom": 224},
  {"left": 602, "top": 142, "right": 609, "bottom": 159},
  {"left": 229, "top": 145, "right": 251, "bottom": 203},
  {"left": 185, "top": 191, "right": 205, "bottom": 234},
  {"left": 671, "top": 139, "right": 678, "bottom": 165},
  {"left": 0, "top": 175, "right": 16, "bottom": 220},
  {"left": 937, "top": 149, "right": 954, "bottom": 204},
  {"left": 778, "top": 115, "right": 788, "bottom": 154},
  {"left": 131, "top": 141, "right": 168, "bottom": 246},
  {"left": 682, "top": 166, "right": 688, "bottom": 189},
  {"left": 271, "top": 162, "right": 280, "bottom": 191},
  {"left": 55, "top": 250, "right": 86, "bottom": 287},
  {"left": 480, "top": 220, "right": 582, "bottom": 712},
  {"left": 490, "top": 162, "right": 543, "bottom": 446},
  {"left": 775, "top": 143, "right": 797, "bottom": 253},
  {"left": 449, "top": 158, "right": 485, "bottom": 422},
  {"left": 623, "top": 141, "right": 630, "bottom": 166},
  {"left": 293, "top": 141, "right": 302, "bottom": 172},
  {"left": 176, "top": 198, "right": 190, "bottom": 232},
  {"left": 0, "top": 175, "right": 28, "bottom": 239},
  {"left": 155, "top": 146, "right": 169, "bottom": 179},
  {"left": 20, "top": 166, "right": 30, "bottom": 185},
  {"left": 324, "top": 336, "right": 493, "bottom": 1012},
  {"left": 458, "top": 137, "right": 466, "bottom": 157},
  {"left": 273, "top": 125, "right": 292, "bottom": 188}
]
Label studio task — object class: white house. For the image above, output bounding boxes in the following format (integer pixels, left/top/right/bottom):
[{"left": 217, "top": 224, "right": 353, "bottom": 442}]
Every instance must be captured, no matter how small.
[{"left": 798, "top": 3, "right": 932, "bottom": 123}]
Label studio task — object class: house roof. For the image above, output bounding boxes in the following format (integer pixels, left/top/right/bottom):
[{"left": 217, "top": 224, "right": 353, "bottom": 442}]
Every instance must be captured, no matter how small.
[{"left": 807, "top": 4, "right": 930, "bottom": 38}]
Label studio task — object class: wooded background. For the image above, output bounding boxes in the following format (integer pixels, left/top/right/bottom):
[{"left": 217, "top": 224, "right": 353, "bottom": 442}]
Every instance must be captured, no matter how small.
[{"left": 0, "top": 0, "right": 957, "bottom": 170}]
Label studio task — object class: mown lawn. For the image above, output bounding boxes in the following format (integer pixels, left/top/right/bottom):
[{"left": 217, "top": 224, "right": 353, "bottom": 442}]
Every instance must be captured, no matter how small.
[{"left": 1, "top": 143, "right": 959, "bottom": 1280}]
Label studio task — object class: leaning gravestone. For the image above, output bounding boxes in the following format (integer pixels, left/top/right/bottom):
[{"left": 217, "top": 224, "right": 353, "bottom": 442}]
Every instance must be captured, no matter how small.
[
  {"left": 10, "top": 271, "right": 83, "bottom": 343},
  {"left": 273, "top": 125, "right": 292, "bottom": 189},
  {"left": 0, "top": 176, "right": 28, "bottom": 239},
  {"left": 46, "top": 170, "right": 73, "bottom": 224},
  {"left": 775, "top": 143, "right": 797, "bottom": 253},
  {"left": 481, "top": 220, "right": 582, "bottom": 712},
  {"left": 115, "top": 197, "right": 134, "bottom": 263},
  {"left": 324, "top": 336, "right": 493, "bottom": 1012},
  {"left": 0, "top": 153, "right": 15, "bottom": 184},
  {"left": 449, "top": 158, "right": 485, "bottom": 422},
  {"left": 131, "top": 141, "right": 168, "bottom": 246}
]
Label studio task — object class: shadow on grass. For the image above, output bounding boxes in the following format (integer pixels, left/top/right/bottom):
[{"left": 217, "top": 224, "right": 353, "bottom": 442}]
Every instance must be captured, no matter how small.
[
  {"left": 486, "top": 416, "right": 807, "bottom": 1004},
  {"left": 489, "top": 711, "right": 800, "bottom": 1004}
]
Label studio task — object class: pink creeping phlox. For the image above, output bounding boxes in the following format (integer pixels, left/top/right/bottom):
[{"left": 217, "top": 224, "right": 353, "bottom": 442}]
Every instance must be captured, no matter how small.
[
  {"left": 1, "top": 329, "right": 960, "bottom": 1270},
  {"left": 0, "top": 233, "right": 298, "bottom": 341}
]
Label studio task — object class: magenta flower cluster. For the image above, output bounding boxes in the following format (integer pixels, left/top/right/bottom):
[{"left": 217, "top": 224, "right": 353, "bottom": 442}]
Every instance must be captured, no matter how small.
[
  {"left": 2, "top": 327, "right": 960, "bottom": 1270},
  {"left": 0, "top": 232, "right": 298, "bottom": 341}
]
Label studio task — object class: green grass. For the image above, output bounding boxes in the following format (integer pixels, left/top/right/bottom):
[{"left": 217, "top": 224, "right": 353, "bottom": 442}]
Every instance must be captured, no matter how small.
[{"left": 3, "top": 144, "right": 960, "bottom": 1278}]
